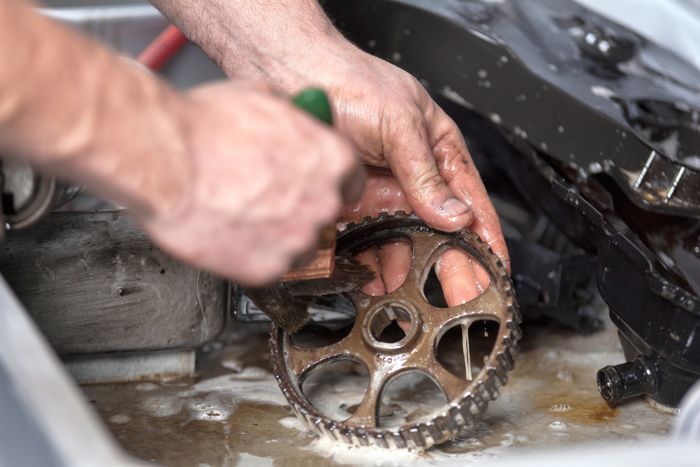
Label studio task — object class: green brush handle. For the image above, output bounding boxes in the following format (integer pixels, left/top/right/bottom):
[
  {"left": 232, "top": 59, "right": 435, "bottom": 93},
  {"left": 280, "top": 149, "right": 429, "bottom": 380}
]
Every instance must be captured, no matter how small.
[{"left": 292, "top": 88, "right": 333, "bottom": 125}]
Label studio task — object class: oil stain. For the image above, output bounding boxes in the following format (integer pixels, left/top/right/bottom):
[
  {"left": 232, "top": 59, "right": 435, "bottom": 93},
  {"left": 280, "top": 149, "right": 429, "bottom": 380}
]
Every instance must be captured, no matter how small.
[{"left": 536, "top": 390, "right": 620, "bottom": 425}]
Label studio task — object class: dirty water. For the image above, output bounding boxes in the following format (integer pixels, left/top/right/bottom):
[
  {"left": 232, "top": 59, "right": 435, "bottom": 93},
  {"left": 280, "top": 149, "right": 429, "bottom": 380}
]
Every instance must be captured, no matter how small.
[{"left": 82, "top": 314, "right": 675, "bottom": 466}]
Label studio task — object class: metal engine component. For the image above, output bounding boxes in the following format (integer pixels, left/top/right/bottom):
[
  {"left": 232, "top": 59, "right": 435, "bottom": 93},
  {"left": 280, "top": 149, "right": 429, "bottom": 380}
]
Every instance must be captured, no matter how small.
[
  {"left": 269, "top": 213, "right": 521, "bottom": 450},
  {"left": 0, "top": 159, "right": 80, "bottom": 230},
  {"left": 0, "top": 210, "right": 226, "bottom": 382},
  {"left": 321, "top": 0, "right": 700, "bottom": 409}
]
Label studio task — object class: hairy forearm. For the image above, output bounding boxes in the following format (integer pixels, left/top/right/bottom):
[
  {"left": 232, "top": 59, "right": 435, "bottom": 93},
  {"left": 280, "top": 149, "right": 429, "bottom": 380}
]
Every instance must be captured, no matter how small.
[
  {"left": 0, "top": 0, "right": 188, "bottom": 216},
  {"left": 149, "top": 0, "right": 351, "bottom": 91}
]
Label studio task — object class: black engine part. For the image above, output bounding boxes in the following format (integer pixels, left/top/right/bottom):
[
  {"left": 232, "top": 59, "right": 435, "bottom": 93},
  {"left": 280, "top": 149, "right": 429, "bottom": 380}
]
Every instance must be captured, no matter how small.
[{"left": 322, "top": 0, "right": 700, "bottom": 408}]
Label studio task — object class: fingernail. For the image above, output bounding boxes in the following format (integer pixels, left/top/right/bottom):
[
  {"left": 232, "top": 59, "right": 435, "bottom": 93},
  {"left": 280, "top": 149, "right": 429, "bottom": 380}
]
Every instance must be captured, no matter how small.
[{"left": 441, "top": 198, "right": 470, "bottom": 217}]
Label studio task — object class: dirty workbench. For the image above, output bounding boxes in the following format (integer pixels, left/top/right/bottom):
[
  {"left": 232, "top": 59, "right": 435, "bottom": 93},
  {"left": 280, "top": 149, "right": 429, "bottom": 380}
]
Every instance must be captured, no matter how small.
[{"left": 82, "top": 312, "right": 674, "bottom": 466}]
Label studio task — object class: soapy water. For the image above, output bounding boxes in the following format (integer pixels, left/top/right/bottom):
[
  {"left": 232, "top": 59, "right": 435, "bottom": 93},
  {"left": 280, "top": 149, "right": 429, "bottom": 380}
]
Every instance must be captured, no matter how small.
[{"left": 84, "top": 316, "right": 676, "bottom": 466}]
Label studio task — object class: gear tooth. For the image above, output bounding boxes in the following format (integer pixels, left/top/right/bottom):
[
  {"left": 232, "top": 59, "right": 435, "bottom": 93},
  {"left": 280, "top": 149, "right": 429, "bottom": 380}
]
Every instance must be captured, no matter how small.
[
  {"left": 509, "top": 320, "right": 523, "bottom": 340},
  {"left": 389, "top": 431, "right": 407, "bottom": 449},
  {"left": 491, "top": 365, "right": 509, "bottom": 388},
  {"left": 439, "top": 413, "right": 461, "bottom": 436},
  {"left": 449, "top": 405, "right": 467, "bottom": 426},
  {"left": 466, "top": 398, "right": 481, "bottom": 416},
  {"left": 374, "top": 432, "right": 389, "bottom": 449},
  {"left": 498, "top": 345, "right": 516, "bottom": 371},
  {"left": 356, "top": 431, "right": 370, "bottom": 448},
  {"left": 420, "top": 422, "right": 444, "bottom": 446},
  {"left": 403, "top": 427, "right": 425, "bottom": 450},
  {"left": 483, "top": 375, "right": 500, "bottom": 400}
]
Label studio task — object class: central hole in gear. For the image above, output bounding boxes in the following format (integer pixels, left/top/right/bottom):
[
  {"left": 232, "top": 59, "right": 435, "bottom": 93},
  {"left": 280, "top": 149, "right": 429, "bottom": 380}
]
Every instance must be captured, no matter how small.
[{"left": 369, "top": 304, "right": 411, "bottom": 344}]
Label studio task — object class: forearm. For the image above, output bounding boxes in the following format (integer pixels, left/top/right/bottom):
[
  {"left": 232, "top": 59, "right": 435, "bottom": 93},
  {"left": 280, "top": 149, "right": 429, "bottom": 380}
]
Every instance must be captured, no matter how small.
[
  {"left": 149, "top": 0, "right": 351, "bottom": 91},
  {"left": 0, "top": 0, "right": 189, "bottom": 216}
]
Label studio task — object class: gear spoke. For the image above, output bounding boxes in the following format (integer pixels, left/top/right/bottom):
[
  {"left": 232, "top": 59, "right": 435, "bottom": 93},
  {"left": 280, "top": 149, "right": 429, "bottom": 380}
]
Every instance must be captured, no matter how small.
[
  {"left": 422, "top": 284, "right": 504, "bottom": 330},
  {"left": 423, "top": 358, "right": 472, "bottom": 401},
  {"left": 345, "top": 370, "right": 385, "bottom": 427},
  {"left": 405, "top": 230, "right": 450, "bottom": 283},
  {"left": 284, "top": 339, "right": 353, "bottom": 380}
]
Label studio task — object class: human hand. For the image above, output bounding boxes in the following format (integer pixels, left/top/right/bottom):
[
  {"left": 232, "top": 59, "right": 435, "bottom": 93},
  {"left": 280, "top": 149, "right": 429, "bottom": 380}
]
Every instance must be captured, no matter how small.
[
  {"left": 151, "top": 0, "right": 508, "bottom": 269},
  {"left": 139, "top": 80, "right": 363, "bottom": 286},
  {"left": 339, "top": 167, "right": 491, "bottom": 332}
]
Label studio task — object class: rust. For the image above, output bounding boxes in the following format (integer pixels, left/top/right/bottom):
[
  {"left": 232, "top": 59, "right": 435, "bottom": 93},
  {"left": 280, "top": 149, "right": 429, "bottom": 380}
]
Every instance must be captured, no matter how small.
[{"left": 268, "top": 212, "right": 521, "bottom": 450}]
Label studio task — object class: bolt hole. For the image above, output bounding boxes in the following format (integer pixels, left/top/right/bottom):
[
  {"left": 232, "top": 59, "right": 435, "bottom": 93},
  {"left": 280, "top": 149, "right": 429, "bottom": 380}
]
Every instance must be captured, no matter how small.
[
  {"left": 302, "top": 360, "right": 369, "bottom": 422},
  {"left": 437, "top": 320, "right": 499, "bottom": 381},
  {"left": 378, "top": 373, "right": 446, "bottom": 427},
  {"left": 291, "top": 294, "right": 356, "bottom": 349}
]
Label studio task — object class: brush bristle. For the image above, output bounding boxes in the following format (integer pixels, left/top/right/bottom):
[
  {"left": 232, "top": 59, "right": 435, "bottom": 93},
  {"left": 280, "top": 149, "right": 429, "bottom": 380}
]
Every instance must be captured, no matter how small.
[{"left": 246, "top": 255, "right": 375, "bottom": 333}]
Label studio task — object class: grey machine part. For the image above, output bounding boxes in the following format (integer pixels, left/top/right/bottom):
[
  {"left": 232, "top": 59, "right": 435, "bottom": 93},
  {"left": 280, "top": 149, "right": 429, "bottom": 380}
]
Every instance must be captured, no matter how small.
[{"left": 0, "top": 210, "right": 227, "bottom": 382}]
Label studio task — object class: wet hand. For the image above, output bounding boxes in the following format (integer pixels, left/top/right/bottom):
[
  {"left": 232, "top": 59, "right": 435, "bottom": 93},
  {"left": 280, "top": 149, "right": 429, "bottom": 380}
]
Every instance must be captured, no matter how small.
[
  {"left": 339, "top": 167, "right": 490, "bottom": 331},
  {"left": 140, "top": 80, "right": 363, "bottom": 286}
]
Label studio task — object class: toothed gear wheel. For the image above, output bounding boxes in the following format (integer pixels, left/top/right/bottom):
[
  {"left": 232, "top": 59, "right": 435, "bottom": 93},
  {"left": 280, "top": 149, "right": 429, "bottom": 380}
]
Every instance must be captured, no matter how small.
[{"left": 269, "top": 212, "right": 521, "bottom": 450}]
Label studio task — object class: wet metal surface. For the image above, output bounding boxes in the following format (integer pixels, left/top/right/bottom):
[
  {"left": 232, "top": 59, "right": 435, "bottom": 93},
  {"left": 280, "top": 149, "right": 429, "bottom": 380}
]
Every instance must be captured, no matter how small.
[
  {"left": 269, "top": 216, "right": 519, "bottom": 449},
  {"left": 83, "top": 310, "right": 674, "bottom": 466}
]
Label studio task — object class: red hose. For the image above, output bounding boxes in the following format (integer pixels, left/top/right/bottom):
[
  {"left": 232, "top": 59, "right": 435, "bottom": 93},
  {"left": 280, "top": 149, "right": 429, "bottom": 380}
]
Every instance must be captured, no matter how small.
[{"left": 136, "top": 24, "right": 188, "bottom": 71}]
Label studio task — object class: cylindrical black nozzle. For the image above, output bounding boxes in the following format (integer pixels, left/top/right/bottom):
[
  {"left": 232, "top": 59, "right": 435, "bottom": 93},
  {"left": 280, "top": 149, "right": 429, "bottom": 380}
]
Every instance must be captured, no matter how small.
[{"left": 597, "top": 358, "right": 657, "bottom": 406}]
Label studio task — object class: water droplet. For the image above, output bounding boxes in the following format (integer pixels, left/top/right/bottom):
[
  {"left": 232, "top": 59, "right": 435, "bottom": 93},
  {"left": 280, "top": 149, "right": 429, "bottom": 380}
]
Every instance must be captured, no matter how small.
[
  {"left": 549, "top": 421, "right": 567, "bottom": 430},
  {"left": 514, "top": 126, "right": 528, "bottom": 139},
  {"left": 109, "top": 414, "right": 131, "bottom": 424},
  {"left": 557, "top": 370, "right": 574, "bottom": 383},
  {"left": 549, "top": 403, "right": 572, "bottom": 413},
  {"left": 540, "top": 142, "right": 548, "bottom": 151},
  {"left": 589, "top": 162, "right": 603, "bottom": 173},
  {"left": 478, "top": 69, "right": 488, "bottom": 79},
  {"left": 499, "top": 55, "right": 508, "bottom": 64},
  {"left": 392, "top": 52, "right": 402, "bottom": 62},
  {"left": 404, "top": 29, "right": 411, "bottom": 35},
  {"left": 489, "top": 113, "right": 502, "bottom": 124},
  {"left": 515, "top": 94, "right": 527, "bottom": 102},
  {"left": 548, "top": 63, "right": 558, "bottom": 72},
  {"left": 558, "top": 125, "right": 565, "bottom": 134},
  {"left": 456, "top": 54, "right": 464, "bottom": 62},
  {"left": 368, "top": 39, "right": 377, "bottom": 48}
]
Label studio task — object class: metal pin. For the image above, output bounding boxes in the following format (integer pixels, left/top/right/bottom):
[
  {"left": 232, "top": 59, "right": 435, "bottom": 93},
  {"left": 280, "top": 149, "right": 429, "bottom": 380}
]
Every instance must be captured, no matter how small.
[
  {"left": 664, "top": 166, "right": 686, "bottom": 204},
  {"left": 634, "top": 150, "right": 657, "bottom": 191}
]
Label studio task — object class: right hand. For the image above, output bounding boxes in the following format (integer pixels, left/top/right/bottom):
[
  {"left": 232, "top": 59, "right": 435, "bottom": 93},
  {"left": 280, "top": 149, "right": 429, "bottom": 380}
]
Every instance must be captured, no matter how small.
[{"left": 139, "top": 81, "right": 363, "bottom": 286}]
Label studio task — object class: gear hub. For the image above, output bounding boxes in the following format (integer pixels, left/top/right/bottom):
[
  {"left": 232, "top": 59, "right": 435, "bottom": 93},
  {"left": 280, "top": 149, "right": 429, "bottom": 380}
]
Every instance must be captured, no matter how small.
[{"left": 269, "top": 213, "right": 521, "bottom": 450}]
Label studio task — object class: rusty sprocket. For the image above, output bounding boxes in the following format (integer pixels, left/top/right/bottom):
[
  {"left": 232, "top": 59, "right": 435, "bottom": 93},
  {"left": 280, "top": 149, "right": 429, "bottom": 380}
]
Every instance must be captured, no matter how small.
[{"left": 269, "top": 212, "right": 521, "bottom": 450}]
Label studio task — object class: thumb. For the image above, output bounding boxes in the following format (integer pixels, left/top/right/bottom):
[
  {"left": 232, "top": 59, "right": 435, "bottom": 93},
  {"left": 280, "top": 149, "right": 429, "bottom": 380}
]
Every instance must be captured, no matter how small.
[{"left": 385, "top": 123, "right": 473, "bottom": 232}]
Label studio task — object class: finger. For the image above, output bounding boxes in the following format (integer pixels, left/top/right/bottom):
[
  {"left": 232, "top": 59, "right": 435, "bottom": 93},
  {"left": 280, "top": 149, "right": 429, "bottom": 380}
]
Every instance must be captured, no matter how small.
[
  {"left": 382, "top": 109, "right": 474, "bottom": 232},
  {"left": 429, "top": 106, "right": 511, "bottom": 273},
  {"left": 354, "top": 247, "right": 385, "bottom": 296},
  {"left": 377, "top": 240, "right": 412, "bottom": 333},
  {"left": 339, "top": 166, "right": 412, "bottom": 224},
  {"left": 435, "top": 249, "right": 490, "bottom": 307},
  {"left": 377, "top": 241, "right": 412, "bottom": 293}
]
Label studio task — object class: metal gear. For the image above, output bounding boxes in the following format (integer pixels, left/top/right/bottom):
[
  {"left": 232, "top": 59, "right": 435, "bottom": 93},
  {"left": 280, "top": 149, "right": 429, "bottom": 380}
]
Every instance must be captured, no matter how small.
[{"left": 269, "top": 212, "right": 521, "bottom": 450}]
